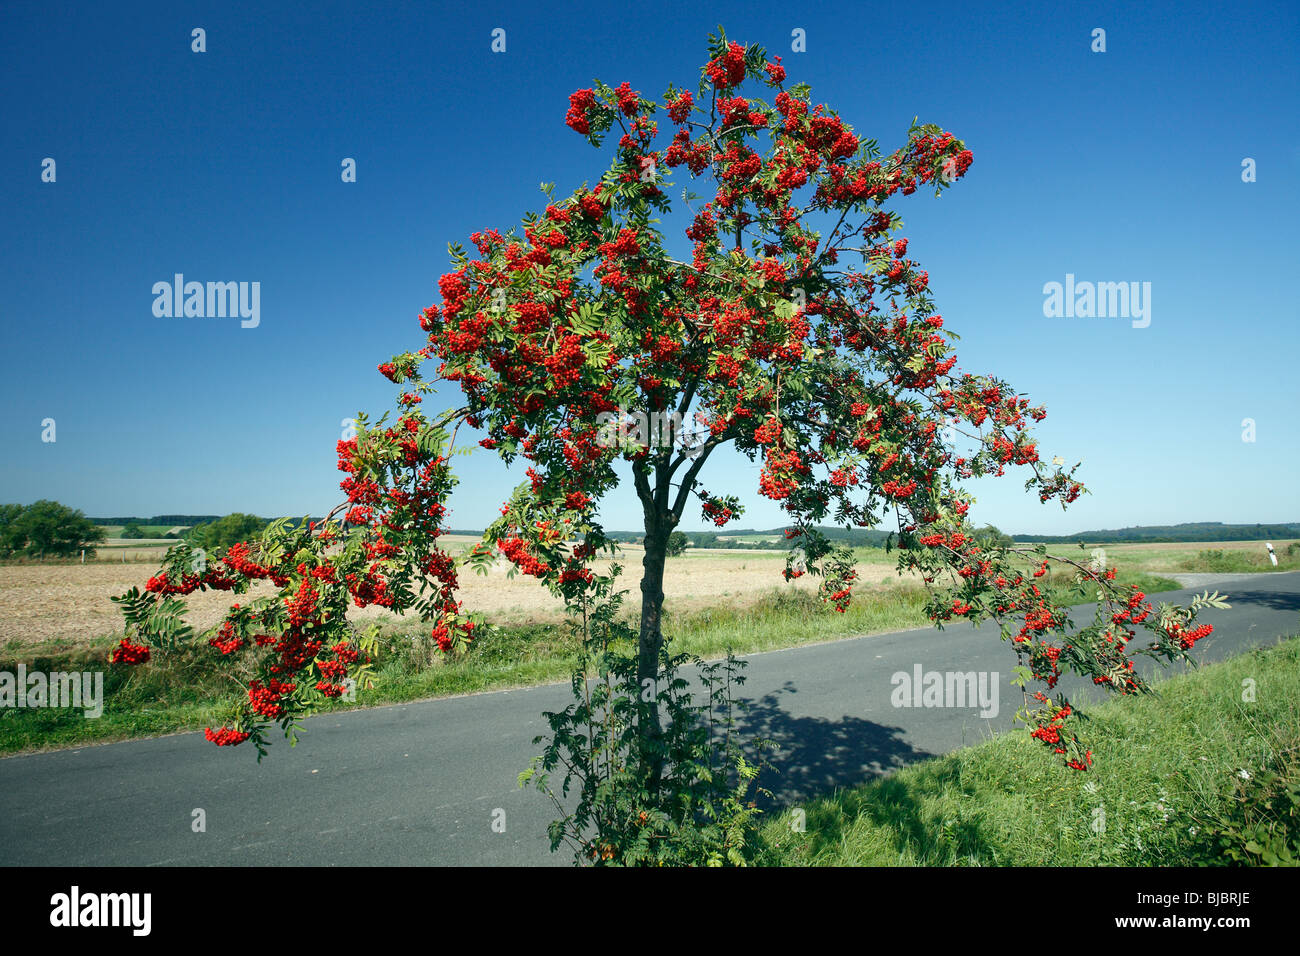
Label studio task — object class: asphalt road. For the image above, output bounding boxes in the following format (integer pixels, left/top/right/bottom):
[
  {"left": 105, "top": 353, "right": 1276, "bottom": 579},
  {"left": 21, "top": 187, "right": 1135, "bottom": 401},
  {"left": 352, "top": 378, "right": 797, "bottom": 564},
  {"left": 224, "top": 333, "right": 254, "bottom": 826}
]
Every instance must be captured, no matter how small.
[{"left": 2, "top": 572, "right": 1297, "bottom": 867}]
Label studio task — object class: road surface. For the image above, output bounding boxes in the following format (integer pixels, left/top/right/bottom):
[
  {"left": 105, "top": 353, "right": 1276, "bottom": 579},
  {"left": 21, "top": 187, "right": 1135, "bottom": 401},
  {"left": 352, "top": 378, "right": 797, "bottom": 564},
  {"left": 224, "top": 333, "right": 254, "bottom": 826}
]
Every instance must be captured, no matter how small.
[{"left": 2, "top": 572, "right": 1296, "bottom": 866}]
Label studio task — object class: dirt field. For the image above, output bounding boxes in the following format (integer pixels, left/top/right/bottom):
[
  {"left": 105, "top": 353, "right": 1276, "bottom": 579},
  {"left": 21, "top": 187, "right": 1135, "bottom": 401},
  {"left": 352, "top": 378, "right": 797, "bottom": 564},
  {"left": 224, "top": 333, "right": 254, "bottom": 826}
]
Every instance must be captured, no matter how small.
[
  {"left": 3, "top": 538, "right": 1290, "bottom": 654},
  {"left": 0, "top": 545, "right": 888, "bottom": 653}
]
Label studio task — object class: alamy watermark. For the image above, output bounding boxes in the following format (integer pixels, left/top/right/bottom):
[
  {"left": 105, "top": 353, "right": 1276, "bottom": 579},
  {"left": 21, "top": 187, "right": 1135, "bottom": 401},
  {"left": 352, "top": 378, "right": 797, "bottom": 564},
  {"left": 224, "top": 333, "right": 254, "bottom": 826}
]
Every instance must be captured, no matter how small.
[
  {"left": 152, "top": 274, "right": 260, "bottom": 328},
  {"left": 1, "top": 664, "right": 103, "bottom": 718},
  {"left": 890, "top": 665, "right": 999, "bottom": 718},
  {"left": 50, "top": 886, "right": 151, "bottom": 936},
  {"left": 1042, "top": 274, "right": 1150, "bottom": 328},
  {"left": 595, "top": 406, "right": 708, "bottom": 458}
]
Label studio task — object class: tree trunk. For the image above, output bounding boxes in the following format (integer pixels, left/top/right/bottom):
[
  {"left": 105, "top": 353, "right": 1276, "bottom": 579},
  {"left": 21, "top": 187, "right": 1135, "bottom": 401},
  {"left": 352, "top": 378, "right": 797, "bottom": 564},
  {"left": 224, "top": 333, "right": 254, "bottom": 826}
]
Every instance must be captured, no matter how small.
[{"left": 637, "top": 517, "right": 670, "bottom": 790}]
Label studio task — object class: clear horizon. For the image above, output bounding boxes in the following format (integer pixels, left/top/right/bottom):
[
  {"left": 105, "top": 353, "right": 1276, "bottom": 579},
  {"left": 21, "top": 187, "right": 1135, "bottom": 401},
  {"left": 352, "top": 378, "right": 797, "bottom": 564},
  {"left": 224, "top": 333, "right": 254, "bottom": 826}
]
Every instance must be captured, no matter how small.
[{"left": 74, "top": 514, "right": 1300, "bottom": 539}]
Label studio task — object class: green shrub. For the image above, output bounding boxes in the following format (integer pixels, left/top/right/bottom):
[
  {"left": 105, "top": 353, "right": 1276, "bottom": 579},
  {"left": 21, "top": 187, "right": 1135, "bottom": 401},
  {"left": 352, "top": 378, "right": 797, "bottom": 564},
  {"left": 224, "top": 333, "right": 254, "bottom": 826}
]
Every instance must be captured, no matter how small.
[
  {"left": 186, "top": 513, "right": 268, "bottom": 552},
  {"left": 522, "top": 586, "right": 772, "bottom": 866},
  {"left": 1192, "top": 744, "right": 1300, "bottom": 866}
]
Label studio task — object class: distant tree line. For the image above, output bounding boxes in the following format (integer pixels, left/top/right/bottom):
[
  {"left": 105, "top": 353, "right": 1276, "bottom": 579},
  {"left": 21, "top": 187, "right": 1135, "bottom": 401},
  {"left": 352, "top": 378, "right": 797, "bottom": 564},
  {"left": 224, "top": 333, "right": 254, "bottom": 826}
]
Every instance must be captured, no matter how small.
[
  {"left": 92, "top": 515, "right": 223, "bottom": 526},
  {"left": 627, "top": 521, "right": 1297, "bottom": 548},
  {"left": 83, "top": 513, "right": 1300, "bottom": 557},
  {"left": 606, "top": 521, "right": 1291, "bottom": 551},
  {"left": 0, "top": 504, "right": 280, "bottom": 559},
  {"left": 93, "top": 514, "right": 324, "bottom": 550}
]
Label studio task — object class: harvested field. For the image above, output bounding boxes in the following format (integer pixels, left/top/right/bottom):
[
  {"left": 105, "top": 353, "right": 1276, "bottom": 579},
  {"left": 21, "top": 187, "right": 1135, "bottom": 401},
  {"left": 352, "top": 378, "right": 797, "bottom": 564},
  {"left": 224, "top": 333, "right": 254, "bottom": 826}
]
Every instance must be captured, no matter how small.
[
  {"left": 0, "top": 543, "right": 904, "bottom": 654},
  {"left": 3, "top": 537, "right": 1288, "bottom": 656}
]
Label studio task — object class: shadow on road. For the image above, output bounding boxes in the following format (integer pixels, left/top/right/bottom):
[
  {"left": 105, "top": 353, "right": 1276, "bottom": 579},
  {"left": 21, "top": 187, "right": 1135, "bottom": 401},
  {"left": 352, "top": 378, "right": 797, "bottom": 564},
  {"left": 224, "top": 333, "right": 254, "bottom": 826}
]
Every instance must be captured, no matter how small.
[
  {"left": 1224, "top": 589, "right": 1300, "bottom": 614},
  {"left": 731, "top": 681, "right": 934, "bottom": 808},
  {"left": 726, "top": 682, "right": 1007, "bottom": 863}
]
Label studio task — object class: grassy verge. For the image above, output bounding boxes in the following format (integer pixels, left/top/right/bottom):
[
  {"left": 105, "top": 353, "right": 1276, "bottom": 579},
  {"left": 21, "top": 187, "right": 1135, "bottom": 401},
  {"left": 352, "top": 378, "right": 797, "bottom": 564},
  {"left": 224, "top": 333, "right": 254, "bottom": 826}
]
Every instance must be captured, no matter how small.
[
  {"left": 756, "top": 635, "right": 1300, "bottom": 866},
  {"left": 0, "top": 570, "right": 1180, "bottom": 755},
  {"left": 1173, "top": 547, "right": 1300, "bottom": 574}
]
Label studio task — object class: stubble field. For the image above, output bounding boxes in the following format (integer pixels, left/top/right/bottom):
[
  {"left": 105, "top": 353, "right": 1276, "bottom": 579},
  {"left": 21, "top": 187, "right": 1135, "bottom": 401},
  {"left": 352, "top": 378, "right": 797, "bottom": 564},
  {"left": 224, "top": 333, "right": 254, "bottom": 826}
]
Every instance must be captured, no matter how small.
[
  {"left": 0, "top": 539, "right": 903, "bottom": 653},
  {"left": 1, "top": 536, "right": 1292, "bottom": 655}
]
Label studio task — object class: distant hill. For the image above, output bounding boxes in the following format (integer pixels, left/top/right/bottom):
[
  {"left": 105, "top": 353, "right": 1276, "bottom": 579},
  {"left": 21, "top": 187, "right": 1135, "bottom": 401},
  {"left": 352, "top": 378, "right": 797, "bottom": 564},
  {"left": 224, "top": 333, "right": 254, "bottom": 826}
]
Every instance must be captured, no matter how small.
[
  {"left": 624, "top": 521, "right": 1300, "bottom": 549},
  {"left": 88, "top": 518, "right": 1300, "bottom": 548},
  {"left": 1009, "top": 522, "right": 1300, "bottom": 544}
]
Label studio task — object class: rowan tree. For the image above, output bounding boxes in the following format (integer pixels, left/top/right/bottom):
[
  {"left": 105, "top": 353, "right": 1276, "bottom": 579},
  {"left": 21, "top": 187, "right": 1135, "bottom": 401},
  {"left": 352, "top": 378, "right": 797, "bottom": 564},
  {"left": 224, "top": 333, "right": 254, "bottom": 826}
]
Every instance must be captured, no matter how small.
[{"left": 113, "top": 29, "right": 1221, "bottom": 781}]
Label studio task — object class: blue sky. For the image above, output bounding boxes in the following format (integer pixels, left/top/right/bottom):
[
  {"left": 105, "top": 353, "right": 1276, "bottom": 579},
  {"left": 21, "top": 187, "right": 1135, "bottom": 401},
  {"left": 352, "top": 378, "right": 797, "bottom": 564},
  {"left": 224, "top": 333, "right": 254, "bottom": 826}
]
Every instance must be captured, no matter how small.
[{"left": 1, "top": 0, "right": 1296, "bottom": 535}]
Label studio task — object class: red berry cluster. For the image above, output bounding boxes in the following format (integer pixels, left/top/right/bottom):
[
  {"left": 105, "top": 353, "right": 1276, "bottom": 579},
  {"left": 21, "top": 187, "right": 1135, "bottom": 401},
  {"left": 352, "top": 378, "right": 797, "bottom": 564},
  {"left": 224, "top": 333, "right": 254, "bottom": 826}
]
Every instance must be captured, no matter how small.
[
  {"left": 705, "top": 41, "right": 747, "bottom": 89},
  {"left": 110, "top": 638, "right": 151, "bottom": 665},
  {"left": 248, "top": 678, "right": 296, "bottom": 719},
  {"left": 565, "top": 88, "right": 597, "bottom": 134},
  {"left": 498, "top": 537, "right": 551, "bottom": 578},
  {"left": 209, "top": 621, "right": 244, "bottom": 656},
  {"left": 204, "top": 726, "right": 251, "bottom": 747},
  {"left": 1168, "top": 620, "right": 1214, "bottom": 650}
]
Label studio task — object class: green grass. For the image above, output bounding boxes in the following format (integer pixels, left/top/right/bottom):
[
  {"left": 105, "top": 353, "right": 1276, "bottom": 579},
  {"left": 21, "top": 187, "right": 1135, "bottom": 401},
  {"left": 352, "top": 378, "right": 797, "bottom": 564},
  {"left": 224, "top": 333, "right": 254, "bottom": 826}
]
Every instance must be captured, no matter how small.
[
  {"left": 0, "top": 570, "right": 1181, "bottom": 755},
  {"left": 1175, "top": 547, "right": 1300, "bottom": 574},
  {"left": 756, "top": 635, "right": 1300, "bottom": 866},
  {"left": 100, "top": 524, "right": 182, "bottom": 540}
]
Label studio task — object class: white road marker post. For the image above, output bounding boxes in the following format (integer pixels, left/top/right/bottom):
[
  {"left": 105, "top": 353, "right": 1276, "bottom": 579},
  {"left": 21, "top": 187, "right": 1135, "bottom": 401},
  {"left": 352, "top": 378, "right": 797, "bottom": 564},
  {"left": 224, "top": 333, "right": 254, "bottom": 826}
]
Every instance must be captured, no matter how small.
[{"left": 1266, "top": 542, "right": 1278, "bottom": 566}]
